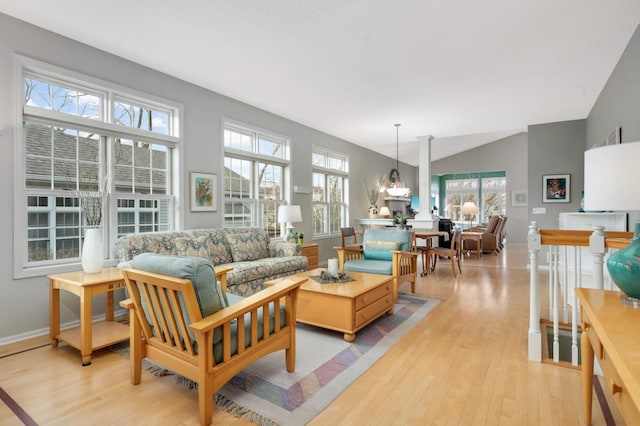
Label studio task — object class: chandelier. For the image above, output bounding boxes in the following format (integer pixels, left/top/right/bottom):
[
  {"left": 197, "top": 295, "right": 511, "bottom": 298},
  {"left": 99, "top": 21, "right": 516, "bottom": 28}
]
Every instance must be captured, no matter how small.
[{"left": 382, "top": 123, "right": 411, "bottom": 198}]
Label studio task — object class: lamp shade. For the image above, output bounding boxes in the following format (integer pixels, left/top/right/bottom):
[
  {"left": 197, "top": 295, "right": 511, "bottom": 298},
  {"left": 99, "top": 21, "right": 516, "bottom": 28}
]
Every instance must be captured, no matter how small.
[
  {"left": 584, "top": 141, "right": 640, "bottom": 303},
  {"left": 379, "top": 206, "right": 391, "bottom": 217},
  {"left": 584, "top": 142, "right": 640, "bottom": 211},
  {"left": 278, "top": 205, "right": 302, "bottom": 223},
  {"left": 460, "top": 202, "right": 479, "bottom": 215}
]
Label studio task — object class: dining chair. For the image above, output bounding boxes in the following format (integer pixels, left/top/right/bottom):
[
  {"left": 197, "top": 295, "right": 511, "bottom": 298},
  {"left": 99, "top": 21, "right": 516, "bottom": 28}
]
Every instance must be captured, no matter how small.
[
  {"left": 426, "top": 228, "right": 463, "bottom": 277},
  {"left": 341, "top": 227, "right": 363, "bottom": 248}
]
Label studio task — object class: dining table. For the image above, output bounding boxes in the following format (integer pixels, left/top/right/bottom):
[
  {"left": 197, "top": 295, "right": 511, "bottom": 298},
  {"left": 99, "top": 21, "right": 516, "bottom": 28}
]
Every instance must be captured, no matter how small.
[{"left": 414, "top": 231, "right": 449, "bottom": 276}]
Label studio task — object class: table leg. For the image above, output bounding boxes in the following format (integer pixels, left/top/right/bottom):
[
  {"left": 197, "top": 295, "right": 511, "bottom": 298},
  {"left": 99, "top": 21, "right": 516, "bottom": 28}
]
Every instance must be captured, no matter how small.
[
  {"left": 49, "top": 281, "right": 60, "bottom": 347},
  {"left": 581, "top": 330, "right": 594, "bottom": 425},
  {"left": 105, "top": 286, "right": 115, "bottom": 322},
  {"left": 80, "top": 288, "right": 93, "bottom": 366},
  {"left": 476, "top": 237, "right": 482, "bottom": 259}
]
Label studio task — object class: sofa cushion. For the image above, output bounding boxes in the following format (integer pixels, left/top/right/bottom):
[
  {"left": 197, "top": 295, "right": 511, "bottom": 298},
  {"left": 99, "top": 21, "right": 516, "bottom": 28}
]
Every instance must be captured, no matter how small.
[
  {"left": 364, "top": 240, "right": 401, "bottom": 261},
  {"left": 191, "top": 229, "right": 233, "bottom": 265},
  {"left": 175, "top": 236, "right": 213, "bottom": 262},
  {"left": 131, "top": 253, "right": 226, "bottom": 317},
  {"left": 344, "top": 259, "right": 393, "bottom": 275},
  {"left": 224, "top": 230, "right": 269, "bottom": 262}
]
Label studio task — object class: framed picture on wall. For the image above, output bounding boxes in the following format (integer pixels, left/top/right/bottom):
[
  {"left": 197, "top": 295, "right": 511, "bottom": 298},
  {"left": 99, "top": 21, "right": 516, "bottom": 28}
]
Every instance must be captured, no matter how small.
[
  {"left": 542, "top": 174, "right": 570, "bottom": 203},
  {"left": 511, "top": 190, "right": 528, "bottom": 207},
  {"left": 190, "top": 172, "right": 217, "bottom": 211}
]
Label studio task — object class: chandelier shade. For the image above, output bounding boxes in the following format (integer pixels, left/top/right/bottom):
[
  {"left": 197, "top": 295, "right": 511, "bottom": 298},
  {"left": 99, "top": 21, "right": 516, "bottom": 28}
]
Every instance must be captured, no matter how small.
[{"left": 382, "top": 124, "right": 411, "bottom": 198}]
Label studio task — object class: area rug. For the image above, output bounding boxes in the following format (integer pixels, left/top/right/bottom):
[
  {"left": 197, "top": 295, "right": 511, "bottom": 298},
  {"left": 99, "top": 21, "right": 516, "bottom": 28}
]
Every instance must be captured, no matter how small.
[{"left": 115, "top": 292, "right": 439, "bottom": 425}]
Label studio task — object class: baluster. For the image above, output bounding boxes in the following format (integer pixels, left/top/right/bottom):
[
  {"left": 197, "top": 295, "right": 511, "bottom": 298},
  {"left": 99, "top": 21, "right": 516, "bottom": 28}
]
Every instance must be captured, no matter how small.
[
  {"left": 552, "top": 245, "right": 560, "bottom": 363},
  {"left": 572, "top": 245, "right": 580, "bottom": 366},
  {"left": 562, "top": 245, "right": 569, "bottom": 324},
  {"left": 528, "top": 221, "right": 542, "bottom": 362},
  {"left": 590, "top": 225, "right": 606, "bottom": 290}
]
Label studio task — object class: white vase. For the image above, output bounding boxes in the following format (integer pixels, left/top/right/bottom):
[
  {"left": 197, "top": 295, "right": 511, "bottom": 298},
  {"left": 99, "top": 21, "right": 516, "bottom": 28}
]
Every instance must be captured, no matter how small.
[
  {"left": 368, "top": 205, "right": 378, "bottom": 218},
  {"left": 82, "top": 227, "right": 104, "bottom": 273}
]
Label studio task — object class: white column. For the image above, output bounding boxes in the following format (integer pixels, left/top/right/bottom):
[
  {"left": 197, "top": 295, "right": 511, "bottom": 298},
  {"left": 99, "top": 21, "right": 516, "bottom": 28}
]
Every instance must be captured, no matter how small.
[{"left": 408, "top": 135, "right": 436, "bottom": 230}]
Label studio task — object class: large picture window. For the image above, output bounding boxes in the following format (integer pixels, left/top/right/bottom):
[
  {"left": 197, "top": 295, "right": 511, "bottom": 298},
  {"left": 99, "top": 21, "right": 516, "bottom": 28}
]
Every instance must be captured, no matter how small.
[
  {"left": 223, "top": 121, "right": 290, "bottom": 237},
  {"left": 312, "top": 148, "right": 349, "bottom": 236},
  {"left": 443, "top": 173, "right": 506, "bottom": 225},
  {"left": 15, "top": 56, "right": 181, "bottom": 277}
]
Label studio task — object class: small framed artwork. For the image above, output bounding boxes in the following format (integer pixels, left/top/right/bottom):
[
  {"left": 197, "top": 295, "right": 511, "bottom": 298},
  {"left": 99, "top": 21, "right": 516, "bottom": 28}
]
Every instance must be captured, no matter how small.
[
  {"left": 190, "top": 172, "right": 217, "bottom": 212},
  {"left": 511, "top": 190, "right": 528, "bottom": 207},
  {"left": 542, "top": 174, "right": 570, "bottom": 203},
  {"left": 602, "top": 127, "right": 621, "bottom": 146}
]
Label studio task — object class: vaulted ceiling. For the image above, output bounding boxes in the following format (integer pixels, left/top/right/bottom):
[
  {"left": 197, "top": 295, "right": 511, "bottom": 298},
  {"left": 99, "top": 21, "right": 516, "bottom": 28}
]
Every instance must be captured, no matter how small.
[{"left": 2, "top": 1, "right": 639, "bottom": 165}]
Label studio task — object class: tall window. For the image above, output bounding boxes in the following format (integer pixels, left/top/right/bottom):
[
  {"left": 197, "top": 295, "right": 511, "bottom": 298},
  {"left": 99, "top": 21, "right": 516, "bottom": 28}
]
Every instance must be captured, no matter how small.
[
  {"left": 481, "top": 177, "right": 507, "bottom": 219},
  {"left": 445, "top": 178, "right": 479, "bottom": 222},
  {"left": 15, "top": 56, "right": 181, "bottom": 277},
  {"left": 223, "top": 121, "right": 290, "bottom": 237},
  {"left": 443, "top": 173, "right": 506, "bottom": 224},
  {"left": 312, "top": 148, "right": 349, "bottom": 236}
]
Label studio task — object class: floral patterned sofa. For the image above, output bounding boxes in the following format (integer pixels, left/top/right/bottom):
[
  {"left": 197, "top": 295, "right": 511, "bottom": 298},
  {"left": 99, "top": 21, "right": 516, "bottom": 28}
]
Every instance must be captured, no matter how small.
[{"left": 114, "top": 227, "right": 307, "bottom": 296}]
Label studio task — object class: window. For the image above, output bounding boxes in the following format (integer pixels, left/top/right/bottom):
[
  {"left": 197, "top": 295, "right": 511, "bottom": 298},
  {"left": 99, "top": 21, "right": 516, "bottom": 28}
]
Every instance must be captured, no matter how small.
[
  {"left": 312, "top": 148, "right": 349, "bottom": 236},
  {"left": 223, "top": 121, "right": 289, "bottom": 237},
  {"left": 443, "top": 173, "right": 506, "bottom": 224},
  {"left": 481, "top": 177, "right": 507, "bottom": 219},
  {"left": 15, "top": 56, "right": 181, "bottom": 277}
]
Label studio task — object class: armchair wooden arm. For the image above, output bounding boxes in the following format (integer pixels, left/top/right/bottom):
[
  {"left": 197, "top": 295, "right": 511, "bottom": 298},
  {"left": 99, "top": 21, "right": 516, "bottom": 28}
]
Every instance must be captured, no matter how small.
[
  {"left": 335, "top": 246, "right": 364, "bottom": 269},
  {"left": 391, "top": 250, "right": 419, "bottom": 301},
  {"left": 121, "top": 268, "right": 305, "bottom": 426}
]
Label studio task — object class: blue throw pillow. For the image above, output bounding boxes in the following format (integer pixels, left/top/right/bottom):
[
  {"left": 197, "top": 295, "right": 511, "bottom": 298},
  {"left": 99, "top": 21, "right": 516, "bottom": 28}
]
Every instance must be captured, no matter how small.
[
  {"left": 131, "top": 253, "right": 227, "bottom": 317},
  {"left": 364, "top": 240, "right": 401, "bottom": 261}
]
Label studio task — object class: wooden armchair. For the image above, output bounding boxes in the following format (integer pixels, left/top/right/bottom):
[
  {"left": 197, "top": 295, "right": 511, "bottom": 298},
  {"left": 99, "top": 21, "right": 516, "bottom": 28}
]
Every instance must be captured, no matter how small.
[
  {"left": 335, "top": 229, "right": 418, "bottom": 302},
  {"left": 119, "top": 254, "right": 305, "bottom": 426}
]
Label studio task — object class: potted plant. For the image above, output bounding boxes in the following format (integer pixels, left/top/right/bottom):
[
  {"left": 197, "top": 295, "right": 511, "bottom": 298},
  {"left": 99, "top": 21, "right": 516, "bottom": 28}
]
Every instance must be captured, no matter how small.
[{"left": 392, "top": 212, "right": 408, "bottom": 229}]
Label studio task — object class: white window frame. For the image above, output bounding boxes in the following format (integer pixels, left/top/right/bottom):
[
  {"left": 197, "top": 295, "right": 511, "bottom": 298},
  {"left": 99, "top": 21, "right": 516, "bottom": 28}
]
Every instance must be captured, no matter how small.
[
  {"left": 222, "top": 119, "right": 291, "bottom": 238},
  {"left": 13, "top": 55, "right": 183, "bottom": 278},
  {"left": 312, "top": 147, "right": 349, "bottom": 238}
]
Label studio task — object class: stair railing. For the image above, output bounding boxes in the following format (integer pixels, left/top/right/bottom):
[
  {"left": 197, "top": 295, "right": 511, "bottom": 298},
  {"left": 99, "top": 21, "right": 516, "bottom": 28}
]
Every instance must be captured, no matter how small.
[{"left": 527, "top": 221, "right": 631, "bottom": 364}]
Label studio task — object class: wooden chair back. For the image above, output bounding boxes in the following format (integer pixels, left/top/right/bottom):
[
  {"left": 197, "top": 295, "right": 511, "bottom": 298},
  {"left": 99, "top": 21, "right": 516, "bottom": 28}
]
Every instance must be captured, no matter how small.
[
  {"left": 341, "top": 227, "right": 363, "bottom": 247},
  {"left": 427, "top": 228, "right": 463, "bottom": 277}
]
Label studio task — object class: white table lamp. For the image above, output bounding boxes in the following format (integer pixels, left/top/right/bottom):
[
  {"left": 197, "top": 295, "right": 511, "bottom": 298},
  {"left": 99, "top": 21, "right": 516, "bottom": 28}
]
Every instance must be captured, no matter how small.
[
  {"left": 278, "top": 205, "right": 302, "bottom": 242},
  {"left": 584, "top": 141, "right": 640, "bottom": 304}
]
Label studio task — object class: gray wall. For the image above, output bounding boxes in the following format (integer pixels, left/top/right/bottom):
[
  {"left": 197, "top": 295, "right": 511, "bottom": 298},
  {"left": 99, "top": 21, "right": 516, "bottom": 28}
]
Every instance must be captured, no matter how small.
[
  {"left": 0, "top": 13, "right": 413, "bottom": 342},
  {"left": 431, "top": 132, "right": 528, "bottom": 243},
  {"left": 587, "top": 24, "right": 640, "bottom": 147},
  {"left": 527, "top": 120, "right": 586, "bottom": 230}
]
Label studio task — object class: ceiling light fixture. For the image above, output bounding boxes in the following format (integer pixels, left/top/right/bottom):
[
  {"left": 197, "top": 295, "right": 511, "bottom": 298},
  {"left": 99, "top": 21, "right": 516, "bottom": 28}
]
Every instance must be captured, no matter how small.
[{"left": 383, "top": 123, "right": 411, "bottom": 198}]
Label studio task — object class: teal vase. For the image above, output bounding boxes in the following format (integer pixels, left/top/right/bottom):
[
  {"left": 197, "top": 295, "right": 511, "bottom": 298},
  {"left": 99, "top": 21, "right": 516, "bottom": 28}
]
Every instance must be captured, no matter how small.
[{"left": 607, "top": 221, "right": 640, "bottom": 300}]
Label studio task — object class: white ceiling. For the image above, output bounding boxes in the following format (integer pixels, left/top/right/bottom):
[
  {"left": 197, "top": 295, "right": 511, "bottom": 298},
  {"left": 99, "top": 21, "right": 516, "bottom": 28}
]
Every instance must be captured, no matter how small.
[{"left": 2, "top": 1, "right": 640, "bottom": 165}]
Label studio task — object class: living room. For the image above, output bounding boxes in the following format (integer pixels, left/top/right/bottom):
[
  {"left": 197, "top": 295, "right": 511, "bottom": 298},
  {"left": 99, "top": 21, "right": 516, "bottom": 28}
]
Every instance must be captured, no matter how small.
[{"left": 1, "top": 3, "right": 640, "bottom": 424}]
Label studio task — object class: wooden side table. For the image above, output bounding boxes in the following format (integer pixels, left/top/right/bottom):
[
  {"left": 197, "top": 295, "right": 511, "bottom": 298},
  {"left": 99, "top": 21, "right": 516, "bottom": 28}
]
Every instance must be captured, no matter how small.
[
  {"left": 578, "top": 288, "right": 640, "bottom": 425},
  {"left": 302, "top": 243, "right": 319, "bottom": 270},
  {"left": 461, "top": 231, "right": 483, "bottom": 259},
  {"left": 49, "top": 268, "right": 129, "bottom": 366}
]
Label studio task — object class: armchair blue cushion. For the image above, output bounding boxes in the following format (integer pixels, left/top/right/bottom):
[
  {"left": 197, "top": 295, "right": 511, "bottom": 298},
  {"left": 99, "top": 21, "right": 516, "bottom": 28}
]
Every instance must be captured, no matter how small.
[{"left": 339, "top": 229, "right": 417, "bottom": 302}]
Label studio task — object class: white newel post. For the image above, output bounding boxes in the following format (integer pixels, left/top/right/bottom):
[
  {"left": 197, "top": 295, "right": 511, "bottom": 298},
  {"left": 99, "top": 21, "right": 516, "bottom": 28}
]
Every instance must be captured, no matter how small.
[
  {"left": 528, "top": 221, "right": 542, "bottom": 362},
  {"left": 82, "top": 227, "right": 104, "bottom": 273},
  {"left": 589, "top": 225, "right": 606, "bottom": 290}
]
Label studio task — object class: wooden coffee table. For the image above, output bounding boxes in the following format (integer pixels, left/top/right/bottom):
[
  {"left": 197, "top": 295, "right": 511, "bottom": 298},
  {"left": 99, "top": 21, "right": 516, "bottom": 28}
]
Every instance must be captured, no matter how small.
[{"left": 270, "top": 269, "right": 394, "bottom": 342}]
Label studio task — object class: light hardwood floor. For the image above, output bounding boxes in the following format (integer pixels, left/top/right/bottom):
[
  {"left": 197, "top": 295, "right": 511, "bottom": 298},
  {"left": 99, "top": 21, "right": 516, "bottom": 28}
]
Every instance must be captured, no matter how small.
[{"left": 0, "top": 243, "right": 619, "bottom": 425}]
